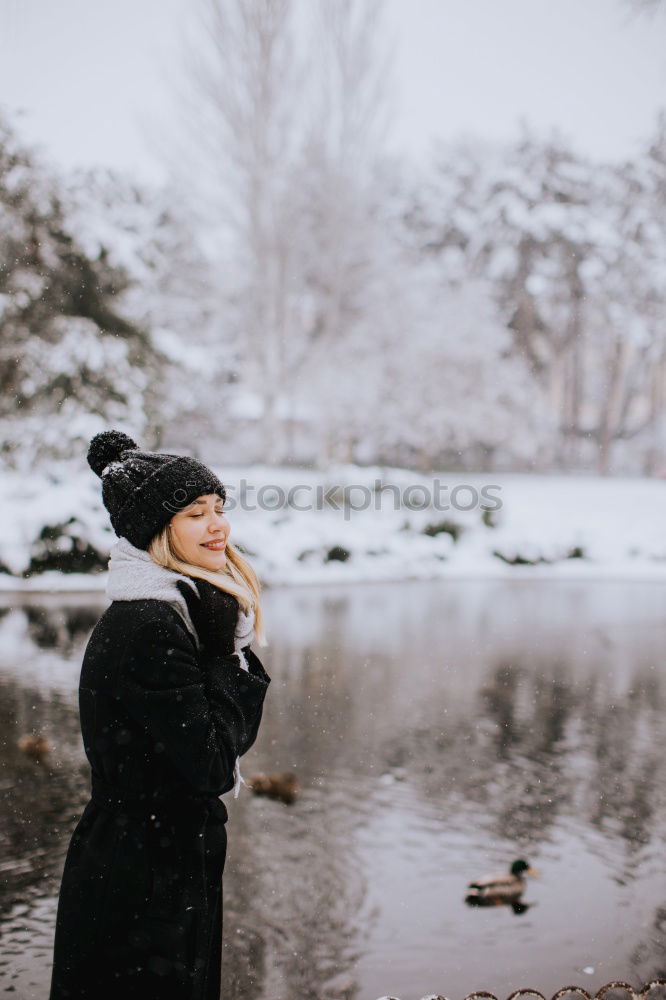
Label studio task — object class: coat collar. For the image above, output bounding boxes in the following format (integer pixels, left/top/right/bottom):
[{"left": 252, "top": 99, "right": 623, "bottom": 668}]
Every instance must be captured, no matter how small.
[{"left": 106, "top": 536, "right": 199, "bottom": 642}]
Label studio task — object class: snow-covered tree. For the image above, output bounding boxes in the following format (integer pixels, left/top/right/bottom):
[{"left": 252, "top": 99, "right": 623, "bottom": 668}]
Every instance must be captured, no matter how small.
[
  {"left": 165, "top": 0, "right": 394, "bottom": 466},
  {"left": 0, "top": 114, "right": 153, "bottom": 472},
  {"left": 291, "top": 0, "right": 393, "bottom": 467},
  {"left": 404, "top": 126, "right": 666, "bottom": 474},
  {"left": 61, "top": 167, "right": 229, "bottom": 454},
  {"left": 167, "top": 0, "right": 308, "bottom": 464},
  {"left": 583, "top": 118, "right": 666, "bottom": 474}
]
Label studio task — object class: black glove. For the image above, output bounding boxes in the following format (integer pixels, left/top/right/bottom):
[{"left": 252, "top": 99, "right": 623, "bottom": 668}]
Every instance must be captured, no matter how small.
[
  {"left": 176, "top": 578, "right": 238, "bottom": 658},
  {"left": 240, "top": 645, "right": 271, "bottom": 684}
]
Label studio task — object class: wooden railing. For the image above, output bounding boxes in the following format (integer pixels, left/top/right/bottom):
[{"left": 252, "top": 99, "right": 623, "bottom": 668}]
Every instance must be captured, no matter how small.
[{"left": 374, "top": 979, "right": 666, "bottom": 1000}]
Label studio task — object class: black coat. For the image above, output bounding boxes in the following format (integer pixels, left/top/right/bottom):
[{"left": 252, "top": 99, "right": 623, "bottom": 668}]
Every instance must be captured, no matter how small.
[{"left": 49, "top": 597, "right": 271, "bottom": 1000}]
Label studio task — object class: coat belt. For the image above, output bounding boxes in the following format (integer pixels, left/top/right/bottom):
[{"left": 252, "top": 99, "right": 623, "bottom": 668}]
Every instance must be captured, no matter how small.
[{"left": 90, "top": 773, "right": 229, "bottom": 825}]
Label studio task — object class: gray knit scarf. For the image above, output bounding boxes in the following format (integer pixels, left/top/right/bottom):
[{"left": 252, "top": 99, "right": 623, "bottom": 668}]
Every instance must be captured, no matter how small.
[{"left": 106, "top": 536, "right": 256, "bottom": 798}]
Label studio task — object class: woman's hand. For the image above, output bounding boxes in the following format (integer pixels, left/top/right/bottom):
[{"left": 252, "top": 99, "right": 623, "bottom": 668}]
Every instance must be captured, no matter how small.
[{"left": 176, "top": 578, "right": 238, "bottom": 657}]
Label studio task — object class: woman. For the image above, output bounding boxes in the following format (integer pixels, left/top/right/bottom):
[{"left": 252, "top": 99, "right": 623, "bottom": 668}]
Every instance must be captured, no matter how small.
[{"left": 49, "top": 430, "right": 271, "bottom": 1000}]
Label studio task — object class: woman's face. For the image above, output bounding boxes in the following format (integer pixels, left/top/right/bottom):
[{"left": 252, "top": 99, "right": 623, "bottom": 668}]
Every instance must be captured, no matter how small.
[{"left": 168, "top": 493, "right": 230, "bottom": 570}]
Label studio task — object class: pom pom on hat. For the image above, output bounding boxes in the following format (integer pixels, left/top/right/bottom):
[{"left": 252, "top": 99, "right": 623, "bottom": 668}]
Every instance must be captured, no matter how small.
[{"left": 88, "top": 430, "right": 138, "bottom": 478}]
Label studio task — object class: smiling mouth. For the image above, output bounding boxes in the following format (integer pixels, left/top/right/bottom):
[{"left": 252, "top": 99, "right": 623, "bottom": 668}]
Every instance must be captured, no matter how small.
[{"left": 201, "top": 541, "right": 226, "bottom": 551}]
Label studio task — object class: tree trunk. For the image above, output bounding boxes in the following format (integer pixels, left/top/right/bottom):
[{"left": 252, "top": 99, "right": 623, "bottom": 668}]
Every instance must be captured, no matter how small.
[{"left": 597, "top": 339, "right": 627, "bottom": 476}]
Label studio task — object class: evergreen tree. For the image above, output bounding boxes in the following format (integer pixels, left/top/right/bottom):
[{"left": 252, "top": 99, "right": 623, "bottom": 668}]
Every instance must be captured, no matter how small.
[{"left": 0, "top": 114, "right": 158, "bottom": 471}]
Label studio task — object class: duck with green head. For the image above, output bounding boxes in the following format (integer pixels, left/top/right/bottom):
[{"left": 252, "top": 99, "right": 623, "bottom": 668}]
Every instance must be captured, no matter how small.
[{"left": 464, "top": 858, "right": 538, "bottom": 906}]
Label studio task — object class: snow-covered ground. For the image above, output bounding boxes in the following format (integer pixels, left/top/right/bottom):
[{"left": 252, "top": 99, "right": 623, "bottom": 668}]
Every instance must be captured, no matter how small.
[{"left": 0, "top": 463, "right": 664, "bottom": 591}]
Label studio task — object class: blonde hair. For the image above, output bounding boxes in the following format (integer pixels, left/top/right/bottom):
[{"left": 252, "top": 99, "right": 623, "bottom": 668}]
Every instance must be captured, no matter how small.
[{"left": 147, "top": 521, "right": 267, "bottom": 647}]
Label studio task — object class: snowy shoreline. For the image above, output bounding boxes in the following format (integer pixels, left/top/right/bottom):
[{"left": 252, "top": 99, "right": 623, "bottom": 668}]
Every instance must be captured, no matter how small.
[
  {"left": 1, "top": 562, "right": 666, "bottom": 597},
  {"left": 1, "top": 464, "right": 665, "bottom": 592}
]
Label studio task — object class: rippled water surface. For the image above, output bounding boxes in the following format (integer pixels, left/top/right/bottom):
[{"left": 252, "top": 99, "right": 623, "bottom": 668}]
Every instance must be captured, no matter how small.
[{"left": 0, "top": 579, "right": 664, "bottom": 999}]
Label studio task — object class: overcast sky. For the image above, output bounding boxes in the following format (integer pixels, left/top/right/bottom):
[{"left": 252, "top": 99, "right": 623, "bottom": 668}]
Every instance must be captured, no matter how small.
[{"left": 1, "top": 0, "right": 665, "bottom": 185}]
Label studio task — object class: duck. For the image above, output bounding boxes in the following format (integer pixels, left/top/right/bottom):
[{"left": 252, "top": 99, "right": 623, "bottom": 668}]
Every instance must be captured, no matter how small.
[
  {"left": 464, "top": 858, "right": 538, "bottom": 906},
  {"left": 17, "top": 735, "right": 50, "bottom": 763},
  {"left": 246, "top": 771, "right": 299, "bottom": 805}
]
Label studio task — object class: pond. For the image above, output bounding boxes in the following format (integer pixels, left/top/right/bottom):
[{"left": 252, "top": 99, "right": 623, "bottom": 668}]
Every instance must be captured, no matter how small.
[{"left": 0, "top": 579, "right": 664, "bottom": 1000}]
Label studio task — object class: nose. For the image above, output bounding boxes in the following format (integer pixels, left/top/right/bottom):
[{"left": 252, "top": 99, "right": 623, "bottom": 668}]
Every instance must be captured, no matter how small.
[{"left": 208, "top": 511, "right": 227, "bottom": 535}]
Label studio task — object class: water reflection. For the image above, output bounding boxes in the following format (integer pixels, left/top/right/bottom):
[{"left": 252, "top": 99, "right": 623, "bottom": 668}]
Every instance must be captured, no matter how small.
[
  {"left": 0, "top": 581, "right": 664, "bottom": 999},
  {"left": 22, "top": 604, "right": 101, "bottom": 654},
  {"left": 398, "top": 652, "right": 664, "bottom": 862}
]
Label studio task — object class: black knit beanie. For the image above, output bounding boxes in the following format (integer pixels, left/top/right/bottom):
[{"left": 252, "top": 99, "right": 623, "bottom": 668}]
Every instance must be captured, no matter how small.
[{"left": 87, "top": 430, "right": 226, "bottom": 550}]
